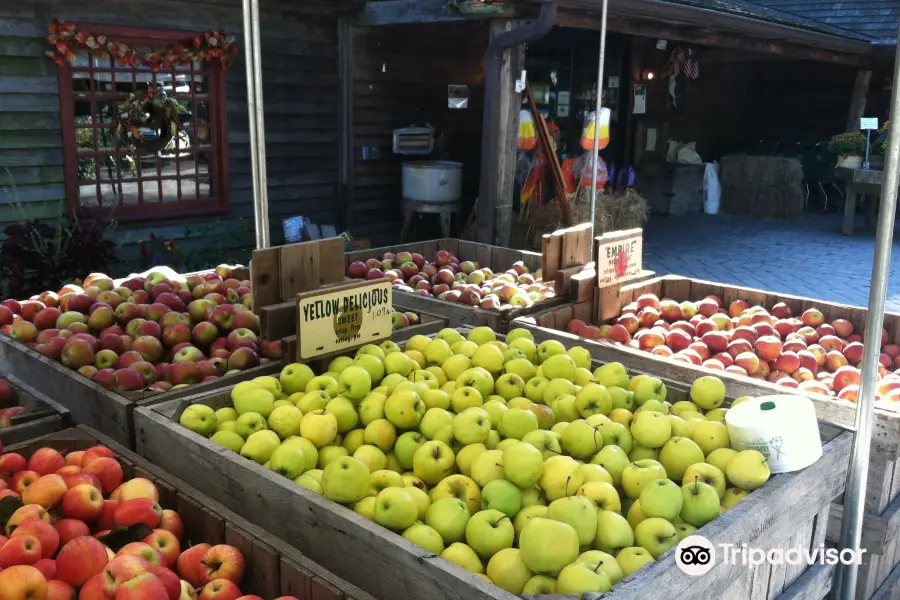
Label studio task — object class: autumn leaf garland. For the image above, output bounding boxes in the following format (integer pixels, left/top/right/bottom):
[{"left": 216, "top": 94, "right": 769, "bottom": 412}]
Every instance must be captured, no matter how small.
[{"left": 45, "top": 20, "right": 238, "bottom": 71}]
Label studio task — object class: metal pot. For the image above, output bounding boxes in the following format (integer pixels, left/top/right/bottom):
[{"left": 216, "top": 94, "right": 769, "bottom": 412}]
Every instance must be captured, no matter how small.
[{"left": 402, "top": 161, "right": 463, "bottom": 203}]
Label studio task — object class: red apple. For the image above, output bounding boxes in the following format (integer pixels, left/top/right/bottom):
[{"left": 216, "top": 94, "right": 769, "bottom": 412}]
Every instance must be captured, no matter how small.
[{"left": 176, "top": 544, "right": 211, "bottom": 588}]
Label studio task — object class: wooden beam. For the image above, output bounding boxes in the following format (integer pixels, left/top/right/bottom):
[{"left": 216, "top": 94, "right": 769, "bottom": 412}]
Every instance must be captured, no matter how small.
[
  {"left": 490, "top": 19, "right": 524, "bottom": 248},
  {"left": 357, "top": 0, "right": 498, "bottom": 26},
  {"left": 846, "top": 69, "right": 873, "bottom": 132},
  {"left": 338, "top": 17, "right": 354, "bottom": 231}
]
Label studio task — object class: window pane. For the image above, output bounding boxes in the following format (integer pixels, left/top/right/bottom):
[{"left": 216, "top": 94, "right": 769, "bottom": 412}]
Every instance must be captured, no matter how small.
[
  {"left": 140, "top": 180, "right": 159, "bottom": 204},
  {"left": 180, "top": 178, "right": 197, "bottom": 201},
  {"left": 78, "top": 184, "right": 99, "bottom": 206}
]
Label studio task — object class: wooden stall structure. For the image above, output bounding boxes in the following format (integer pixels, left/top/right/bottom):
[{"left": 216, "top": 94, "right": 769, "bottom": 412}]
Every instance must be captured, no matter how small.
[
  {"left": 134, "top": 326, "right": 851, "bottom": 600},
  {"left": 0, "top": 373, "right": 70, "bottom": 445},
  {"left": 10, "top": 427, "right": 375, "bottom": 600},
  {"left": 513, "top": 273, "right": 900, "bottom": 599}
]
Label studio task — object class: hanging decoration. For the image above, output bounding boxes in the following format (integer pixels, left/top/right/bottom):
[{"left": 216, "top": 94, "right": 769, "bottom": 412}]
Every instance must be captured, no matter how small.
[
  {"left": 116, "top": 90, "right": 187, "bottom": 153},
  {"left": 45, "top": 20, "right": 238, "bottom": 70}
]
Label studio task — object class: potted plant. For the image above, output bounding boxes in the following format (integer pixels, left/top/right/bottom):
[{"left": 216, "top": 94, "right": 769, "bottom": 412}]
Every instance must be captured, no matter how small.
[{"left": 828, "top": 132, "right": 867, "bottom": 169}]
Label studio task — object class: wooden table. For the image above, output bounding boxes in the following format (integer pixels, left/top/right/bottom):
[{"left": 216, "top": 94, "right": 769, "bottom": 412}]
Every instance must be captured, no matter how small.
[{"left": 836, "top": 166, "right": 882, "bottom": 235}]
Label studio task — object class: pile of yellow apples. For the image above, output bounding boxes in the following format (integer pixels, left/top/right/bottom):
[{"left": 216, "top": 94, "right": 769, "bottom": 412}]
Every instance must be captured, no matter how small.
[{"left": 179, "top": 327, "right": 771, "bottom": 596}]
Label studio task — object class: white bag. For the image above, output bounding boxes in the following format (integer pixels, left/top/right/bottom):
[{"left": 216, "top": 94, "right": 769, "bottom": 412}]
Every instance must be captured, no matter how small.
[
  {"left": 703, "top": 161, "right": 721, "bottom": 215},
  {"left": 677, "top": 142, "right": 703, "bottom": 165}
]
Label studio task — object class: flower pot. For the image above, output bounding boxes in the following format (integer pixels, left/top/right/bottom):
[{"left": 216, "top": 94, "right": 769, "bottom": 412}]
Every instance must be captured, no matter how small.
[{"left": 837, "top": 154, "right": 863, "bottom": 169}]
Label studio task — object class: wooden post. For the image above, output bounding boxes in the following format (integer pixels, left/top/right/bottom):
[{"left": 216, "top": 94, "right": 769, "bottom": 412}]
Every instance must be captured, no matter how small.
[
  {"left": 846, "top": 69, "right": 873, "bottom": 132},
  {"left": 489, "top": 19, "right": 524, "bottom": 248},
  {"left": 338, "top": 18, "right": 355, "bottom": 231}
]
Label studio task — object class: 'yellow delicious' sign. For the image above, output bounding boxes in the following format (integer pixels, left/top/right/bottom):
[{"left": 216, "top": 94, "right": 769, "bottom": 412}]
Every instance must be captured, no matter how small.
[{"left": 296, "top": 279, "right": 392, "bottom": 360}]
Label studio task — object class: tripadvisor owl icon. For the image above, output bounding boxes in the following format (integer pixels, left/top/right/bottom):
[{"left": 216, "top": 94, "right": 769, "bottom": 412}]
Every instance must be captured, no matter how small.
[{"left": 677, "top": 535, "right": 716, "bottom": 576}]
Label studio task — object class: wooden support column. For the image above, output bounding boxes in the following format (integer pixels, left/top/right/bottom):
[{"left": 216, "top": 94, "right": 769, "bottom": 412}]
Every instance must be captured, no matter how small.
[
  {"left": 846, "top": 69, "right": 872, "bottom": 132},
  {"left": 490, "top": 19, "right": 524, "bottom": 248},
  {"left": 338, "top": 17, "right": 354, "bottom": 230}
]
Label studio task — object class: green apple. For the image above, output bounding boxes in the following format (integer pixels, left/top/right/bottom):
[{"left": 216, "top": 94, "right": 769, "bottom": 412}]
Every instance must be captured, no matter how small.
[
  {"left": 593, "top": 362, "right": 630, "bottom": 389},
  {"left": 626, "top": 499, "right": 646, "bottom": 529},
  {"left": 621, "top": 459, "right": 668, "bottom": 499},
  {"left": 405, "top": 334, "right": 431, "bottom": 354},
  {"left": 556, "top": 562, "right": 612, "bottom": 594},
  {"left": 370, "top": 469, "right": 405, "bottom": 491},
  {"left": 426, "top": 366, "right": 448, "bottom": 387},
  {"left": 457, "top": 367, "right": 495, "bottom": 399},
  {"left": 636, "top": 399, "right": 669, "bottom": 415},
  {"left": 466, "top": 509, "right": 515, "bottom": 560},
  {"left": 541, "top": 354, "right": 577, "bottom": 381},
  {"left": 472, "top": 344, "right": 504, "bottom": 375},
  {"left": 629, "top": 375, "right": 667, "bottom": 406},
  {"left": 607, "top": 387, "right": 635, "bottom": 411},
  {"left": 513, "top": 504, "right": 548, "bottom": 539},
  {"left": 429, "top": 481, "right": 477, "bottom": 521},
  {"left": 726, "top": 450, "right": 770, "bottom": 491},
  {"left": 394, "top": 431, "right": 427, "bottom": 470},
  {"left": 424, "top": 338, "right": 453, "bottom": 367},
  {"left": 519, "top": 517, "right": 579, "bottom": 576},
  {"left": 451, "top": 386, "right": 484, "bottom": 413},
  {"left": 364, "top": 418, "right": 397, "bottom": 452},
  {"left": 546, "top": 496, "right": 596, "bottom": 546},
  {"left": 540, "top": 456, "right": 584, "bottom": 501},
  {"left": 335, "top": 366, "right": 371, "bottom": 401},
  {"left": 683, "top": 463, "right": 727, "bottom": 498},
  {"left": 732, "top": 395, "right": 752, "bottom": 407},
  {"left": 353, "top": 354, "right": 385, "bottom": 385},
  {"left": 575, "top": 383, "right": 612, "bottom": 417},
  {"left": 578, "top": 550, "right": 623, "bottom": 585},
  {"left": 384, "top": 390, "right": 426, "bottom": 429},
  {"left": 356, "top": 343, "right": 386, "bottom": 360},
  {"left": 509, "top": 338, "right": 537, "bottom": 362},
  {"left": 353, "top": 444, "right": 387, "bottom": 473},
  {"left": 616, "top": 546, "right": 654, "bottom": 577},
  {"left": 240, "top": 430, "right": 280, "bottom": 464},
  {"left": 210, "top": 430, "right": 244, "bottom": 452},
  {"left": 353, "top": 496, "right": 376, "bottom": 520},
  {"left": 705, "top": 407, "right": 728, "bottom": 422},
  {"left": 380, "top": 373, "right": 407, "bottom": 392},
  {"left": 504, "top": 358, "right": 536, "bottom": 382},
  {"left": 406, "top": 485, "right": 431, "bottom": 519},
  {"left": 527, "top": 403, "right": 555, "bottom": 430},
  {"left": 485, "top": 429, "right": 501, "bottom": 450},
  {"left": 421, "top": 389, "right": 451, "bottom": 411},
  {"left": 521, "top": 430, "right": 562, "bottom": 461},
  {"left": 522, "top": 575, "right": 556, "bottom": 594},
  {"left": 180, "top": 404, "right": 217, "bottom": 437},
  {"left": 675, "top": 522, "right": 697, "bottom": 541},
  {"left": 233, "top": 387, "right": 276, "bottom": 418},
  {"left": 680, "top": 480, "right": 721, "bottom": 527},
  {"left": 268, "top": 442, "right": 307, "bottom": 479},
  {"left": 328, "top": 356, "right": 354, "bottom": 374},
  {"left": 452, "top": 340, "right": 479, "bottom": 358},
  {"left": 658, "top": 436, "right": 705, "bottom": 480},
  {"left": 486, "top": 548, "right": 533, "bottom": 595},
  {"left": 705, "top": 448, "right": 737, "bottom": 475},
  {"left": 494, "top": 373, "right": 526, "bottom": 401},
  {"left": 453, "top": 407, "right": 492, "bottom": 445},
  {"left": 523, "top": 376, "right": 549, "bottom": 403},
  {"left": 594, "top": 509, "right": 634, "bottom": 553},
  {"left": 575, "top": 480, "right": 620, "bottom": 513},
  {"left": 296, "top": 390, "right": 330, "bottom": 414},
  {"left": 639, "top": 479, "right": 683, "bottom": 520},
  {"left": 403, "top": 522, "right": 444, "bottom": 554},
  {"left": 374, "top": 487, "right": 418, "bottom": 531},
  {"left": 567, "top": 346, "right": 592, "bottom": 369},
  {"left": 506, "top": 328, "right": 533, "bottom": 343},
  {"left": 609, "top": 408, "right": 633, "bottom": 427},
  {"left": 598, "top": 421, "right": 634, "bottom": 455},
  {"left": 426, "top": 496, "right": 471, "bottom": 543},
  {"left": 631, "top": 410, "right": 672, "bottom": 448},
  {"left": 671, "top": 400, "right": 701, "bottom": 417},
  {"left": 441, "top": 542, "right": 484, "bottom": 573},
  {"left": 691, "top": 375, "right": 726, "bottom": 410},
  {"left": 499, "top": 408, "right": 539, "bottom": 441},
  {"left": 496, "top": 439, "right": 518, "bottom": 452},
  {"left": 317, "top": 445, "right": 349, "bottom": 469},
  {"left": 574, "top": 367, "right": 594, "bottom": 386},
  {"left": 482, "top": 400, "right": 508, "bottom": 428},
  {"left": 628, "top": 444, "right": 659, "bottom": 462},
  {"left": 579, "top": 463, "right": 612, "bottom": 485},
  {"left": 561, "top": 419, "right": 602, "bottom": 460},
  {"left": 295, "top": 473, "right": 322, "bottom": 494},
  {"left": 322, "top": 397, "right": 357, "bottom": 434},
  {"left": 283, "top": 436, "right": 318, "bottom": 471},
  {"left": 723, "top": 487, "right": 749, "bottom": 508},
  {"left": 482, "top": 479, "right": 522, "bottom": 517},
  {"left": 383, "top": 352, "right": 413, "bottom": 377},
  {"left": 635, "top": 517, "right": 678, "bottom": 559},
  {"left": 467, "top": 325, "right": 496, "bottom": 344},
  {"left": 441, "top": 355, "right": 472, "bottom": 383},
  {"left": 548, "top": 395, "right": 577, "bottom": 424},
  {"left": 536, "top": 339, "right": 566, "bottom": 364},
  {"left": 216, "top": 420, "right": 245, "bottom": 435},
  {"left": 342, "top": 429, "right": 366, "bottom": 455},
  {"left": 691, "top": 420, "right": 731, "bottom": 455},
  {"left": 455, "top": 443, "right": 487, "bottom": 477},
  {"left": 591, "top": 445, "right": 629, "bottom": 485},
  {"left": 666, "top": 414, "right": 691, "bottom": 438},
  {"left": 321, "top": 456, "right": 371, "bottom": 503},
  {"left": 298, "top": 410, "right": 337, "bottom": 448},
  {"left": 502, "top": 442, "right": 544, "bottom": 488},
  {"left": 420, "top": 408, "right": 454, "bottom": 440},
  {"left": 305, "top": 375, "right": 339, "bottom": 398},
  {"left": 381, "top": 339, "right": 402, "bottom": 355},
  {"left": 471, "top": 449, "right": 505, "bottom": 488},
  {"left": 385, "top": 451, "right": 403, "bottom": 473},
  {"left": 543, "top": 379, "right": 578, "bottom": 405},
  {"left": 433, "top": 425, "right": 454, "bottom": 446},
  {"left": 413, "top": 440, "right": 455, "bottom": 485},
  {"left": 215, "top": 407, "right": 238, "bottom": 425},
  {"left": 279, "top": 362, "right": 315, "bottom": 395},
  {"left": 437, "top": 327, "right": 465, "bottom": 346}
]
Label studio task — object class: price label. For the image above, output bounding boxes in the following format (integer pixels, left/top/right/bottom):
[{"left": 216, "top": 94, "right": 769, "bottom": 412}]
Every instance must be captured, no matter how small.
[
  {"left": 861, "top": 118, "right": 879, "bottom": 130},
  {"left": 296, "top": 279, "right": 392, "bottom": 360},
  {"left": 595, "top": 229, "right": 643, "bottom": 287}
]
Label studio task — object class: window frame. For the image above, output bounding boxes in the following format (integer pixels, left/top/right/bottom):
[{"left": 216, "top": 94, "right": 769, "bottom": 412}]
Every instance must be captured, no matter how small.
[{"left": 58, "top": 24, "right": 231, "bottom": 222}]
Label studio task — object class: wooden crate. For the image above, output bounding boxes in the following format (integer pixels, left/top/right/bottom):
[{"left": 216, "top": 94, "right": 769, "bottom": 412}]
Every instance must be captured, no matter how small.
[
  {"left": 0, "top": 373, "right": 70, "bottom": 445},
  {"left": 0, "top": 334, "right": 281, "bottom": 448},
  {"left": 346, "top": 238, "right": 566, "bottom": 332},
  {"left": 251, "top": 238, "right": 347, "bottom": 313},
  {"left": 134, "top": 329, "right": 852, "bottom": 600},
  {"left": 7, "top": 427, "right": 374, "bottom": 600}
]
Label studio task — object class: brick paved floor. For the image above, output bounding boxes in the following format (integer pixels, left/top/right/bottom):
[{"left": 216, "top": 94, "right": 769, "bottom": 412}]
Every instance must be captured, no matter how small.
[{"left": 641, "top": 212, "right": 900, "bottom": 312}]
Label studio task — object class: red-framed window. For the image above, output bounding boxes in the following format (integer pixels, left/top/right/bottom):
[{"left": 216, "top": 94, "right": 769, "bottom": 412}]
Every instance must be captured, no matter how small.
[{"left": 58, "top": 25, "right": 230, "bottom": 222}]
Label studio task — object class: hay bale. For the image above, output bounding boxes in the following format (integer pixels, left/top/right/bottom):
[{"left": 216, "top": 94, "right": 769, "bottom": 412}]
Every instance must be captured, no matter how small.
[{"left": 719, "top": 155, "right": 805, "bottom": 218}]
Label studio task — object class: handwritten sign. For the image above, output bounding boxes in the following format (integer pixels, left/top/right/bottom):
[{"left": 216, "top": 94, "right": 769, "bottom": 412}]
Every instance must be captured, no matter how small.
[
  {"left": 595, "top": 230, "right": 643, "bottom": 287},
  {"left": 296, "top": 279, "right": 392, "bottom": 360}
]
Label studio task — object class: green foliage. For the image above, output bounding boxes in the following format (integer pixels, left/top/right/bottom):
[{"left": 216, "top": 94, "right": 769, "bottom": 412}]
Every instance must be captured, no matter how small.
[{"left": 828, "top": 132, "right": 867, "bottom": 156}]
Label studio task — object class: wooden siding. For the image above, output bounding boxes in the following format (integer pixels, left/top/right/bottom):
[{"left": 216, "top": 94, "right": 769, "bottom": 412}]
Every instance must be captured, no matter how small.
[{"left": 0, "top": 0, "right": 341, "bottom": 266}]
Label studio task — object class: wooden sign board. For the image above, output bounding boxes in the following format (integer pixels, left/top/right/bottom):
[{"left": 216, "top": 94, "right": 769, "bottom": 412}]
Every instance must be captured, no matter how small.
[
  {"left": 295, "top": 279, "right": 393, "bottom": 361},
  {"left": 595, "top": 229, "right": 643, "bottom": 287}
]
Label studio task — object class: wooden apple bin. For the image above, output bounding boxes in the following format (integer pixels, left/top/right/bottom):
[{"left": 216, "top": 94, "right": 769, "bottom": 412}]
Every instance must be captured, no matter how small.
[
  {"left": 134, "top": 328, "right": 851, "bottom": 600},
  {"left": 512, "top": 274, "right": 900, "bottom": 599},
  {"left": 0, "top": 374, "right": 70, "bottom": 445},
  {"left": 8, "top": 427, "right": 374, "bottom": 600}
]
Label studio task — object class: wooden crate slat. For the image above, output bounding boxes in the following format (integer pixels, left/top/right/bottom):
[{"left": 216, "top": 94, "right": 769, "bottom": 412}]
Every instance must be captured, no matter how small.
[
  {"left": 281, "top": 556, "right": 314, "bottom": 599},
  {"left": 251, "top": 537, "right": 283, "bottom": 599},
  {"left": 251, "top": 247, "right": 282, "bottom": 310},
  {"left": 280, "top": 242, "right": 323, "bottom": 300}
]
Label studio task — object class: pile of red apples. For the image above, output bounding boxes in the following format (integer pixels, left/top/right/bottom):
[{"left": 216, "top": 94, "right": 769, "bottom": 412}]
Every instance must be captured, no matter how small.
[
  {"left": 0, "top": 441, "right": 299, "bottom": 600},
  {"left": 567, "top": 293, "right": 899, "bottom": 403},
  {"left": 0, "top": 378, "right": 26, "bottom": 428},
  {"left": 347, "top": 250, "right": 555, "bottom": 310},
  {"left": 0, "top": 267, "right": 281, "bottom": 395}
]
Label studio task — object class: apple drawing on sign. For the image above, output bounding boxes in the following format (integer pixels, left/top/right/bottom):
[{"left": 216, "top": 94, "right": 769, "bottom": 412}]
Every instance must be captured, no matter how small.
[
  {"left": 615, "top": 251, "right": 629, "bottom": 277},
  {"left": 333, "top": 307, "right": 363, "bottom": 343}
]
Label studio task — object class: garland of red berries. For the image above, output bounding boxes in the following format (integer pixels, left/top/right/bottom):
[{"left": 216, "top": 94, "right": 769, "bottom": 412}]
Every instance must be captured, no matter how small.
[{"left": 45, "top": 20, "right": 238, "bottom": 71}]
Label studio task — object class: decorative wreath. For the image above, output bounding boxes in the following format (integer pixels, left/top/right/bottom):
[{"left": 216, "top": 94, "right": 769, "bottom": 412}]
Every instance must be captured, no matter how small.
[
  {"left": 116, "top": 90, "right": 187, "bottom": 153},
  {"left": 45, "top": 20, "right": 238, "bottom": 71}
]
